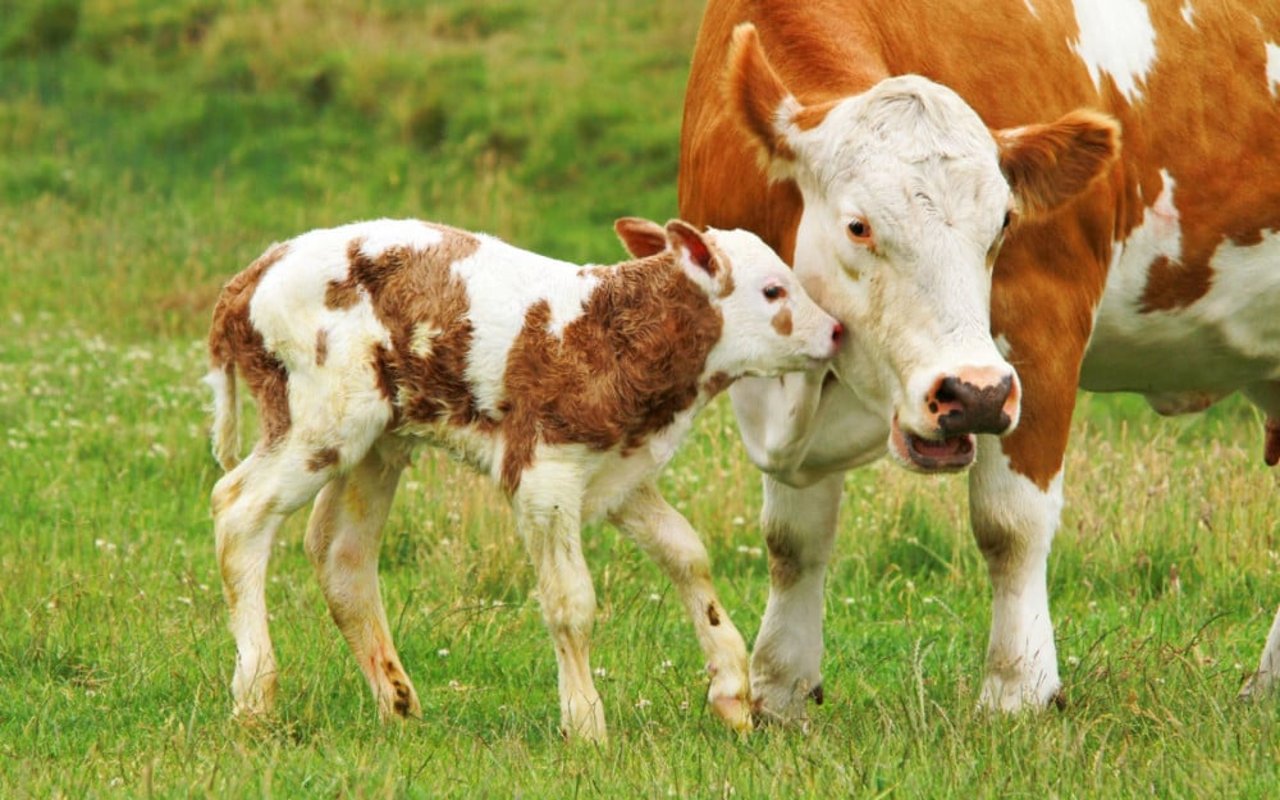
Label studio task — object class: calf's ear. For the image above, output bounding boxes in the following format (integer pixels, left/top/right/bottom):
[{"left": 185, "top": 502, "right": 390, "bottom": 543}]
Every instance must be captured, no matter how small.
[
  {"left": 665, "top": 220, "right": 722, "bottom": 293},
  {"left": 995, "top": 109, "right": 1120, "bottom": 217},
  {"left": 614, "top": 217, "right": 668, "bottom": 258}
]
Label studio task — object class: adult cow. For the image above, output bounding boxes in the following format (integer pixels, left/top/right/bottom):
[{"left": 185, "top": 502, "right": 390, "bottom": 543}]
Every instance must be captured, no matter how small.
[{"left": 679, "top": 0, "right": 1280, "bottom": 721}]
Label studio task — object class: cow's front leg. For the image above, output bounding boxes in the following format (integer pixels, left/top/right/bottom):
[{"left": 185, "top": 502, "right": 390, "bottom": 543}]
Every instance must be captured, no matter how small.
[
  {"left": 751, "top": 471, "right": 845, "bottom": 725},
  {"left": 1241, "top": 605, "right": 1280, "bottom": 700},
  {"left": 970, "top": 433, "right": 1065, "bottom": 711},
  {"left": 609, "top": 482, "right": 751, "bottom": 732},
  {"left": 514, "top": 460, "right": 605, "bottom": 742}
]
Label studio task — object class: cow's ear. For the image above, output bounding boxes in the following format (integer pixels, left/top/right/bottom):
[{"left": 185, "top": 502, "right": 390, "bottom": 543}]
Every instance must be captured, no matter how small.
[
  {"left": 665, "top": 220, "right": 721, "bottom": 293},
  {"left": 614, "top": 217, "right": 668, "bottom": 258},
  {"left": 725, "top": 23, "right": 806, "bottom": 171},
  {"left": 996, "top": 110, "right": 1120, "bottom": 217}
]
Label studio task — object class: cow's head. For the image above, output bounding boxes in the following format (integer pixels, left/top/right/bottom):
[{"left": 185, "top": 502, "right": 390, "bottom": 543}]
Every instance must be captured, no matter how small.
[
  {"left": 726, "top": 23, "right": 1119, "bottom": 472},
  {"left": 615, "top": 217, "right": 843, "bottom": 379}
]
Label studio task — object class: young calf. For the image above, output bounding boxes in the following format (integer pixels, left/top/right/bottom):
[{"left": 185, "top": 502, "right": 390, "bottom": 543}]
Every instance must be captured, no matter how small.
[{"left": 205, "top": 216, "right": 842, "bottom": 741}]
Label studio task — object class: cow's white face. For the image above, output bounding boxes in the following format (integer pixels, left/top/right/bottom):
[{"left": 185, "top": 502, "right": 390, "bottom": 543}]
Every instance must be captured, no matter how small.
[{"left": 726, "top": 24, "right": 1118, "bottom": 472}]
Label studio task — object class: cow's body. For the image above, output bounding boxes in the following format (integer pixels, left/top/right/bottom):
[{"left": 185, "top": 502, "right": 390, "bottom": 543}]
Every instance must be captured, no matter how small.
[
  {"left": 680, "top": 0, "right": 1280, "bottom": 719},
  {"left": 206, "top": 217, "right": 841, "bottom": 740}
]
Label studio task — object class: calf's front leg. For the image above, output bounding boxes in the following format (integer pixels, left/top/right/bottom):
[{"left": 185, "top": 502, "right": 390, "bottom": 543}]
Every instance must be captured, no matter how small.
[
  {"left": 514, "top": 460, "right": 606, "bottom": 742},
  {"left": 609, "top": 482, "right": 751, "bottom": 732}
]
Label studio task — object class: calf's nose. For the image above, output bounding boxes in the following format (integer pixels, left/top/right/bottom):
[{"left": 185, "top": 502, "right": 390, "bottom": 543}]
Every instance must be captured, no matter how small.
[{"left": 925, "top": 367, "right": 1020, "bottom": 436}]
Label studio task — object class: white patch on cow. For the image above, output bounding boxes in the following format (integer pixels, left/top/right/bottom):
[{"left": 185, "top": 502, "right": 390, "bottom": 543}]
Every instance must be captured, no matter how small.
[
  {"left": 1266, "top": 42, "right": 1280, "bottom": 98},
  {"left": 452, "top": 238, "right": 598, "bottom": 416},
  {"left": 1084, "top": 173, "right": 1280, "bottom": 393},
  {"left": 993, "top": 333, "right": 1014, "bottom": 360},
  {"left": 1180, "top": 2, "right": 1195, "bottom": 27},
  {"left": 1068, "top": 0, "right": 1159, "bottom": 103},
  {"left": 1023, "top": 0, "right": 1039, "bottom": 17}
]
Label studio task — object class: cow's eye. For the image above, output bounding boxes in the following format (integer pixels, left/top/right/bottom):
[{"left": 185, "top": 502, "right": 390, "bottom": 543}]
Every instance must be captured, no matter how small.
[
  {"left": 846, "top": 218, "right": 872, "bottom": 242},
  {"left": 763, "top": 285, "right": 787, "bottom": 301},
  {"left": 1002, "top": 211, "right": 1013, "bottom": 229}
]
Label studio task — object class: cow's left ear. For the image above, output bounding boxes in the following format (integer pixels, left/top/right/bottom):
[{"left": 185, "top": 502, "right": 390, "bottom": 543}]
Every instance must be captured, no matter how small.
[
  {"left": 614, "top": 217, "right": 668, "bottom": 258},
  {"left": 995, "top": 109, "right": 1121, "bottom": 217},
  {"left": 665, "top": 220, "right": 722, "bottom": 293}
]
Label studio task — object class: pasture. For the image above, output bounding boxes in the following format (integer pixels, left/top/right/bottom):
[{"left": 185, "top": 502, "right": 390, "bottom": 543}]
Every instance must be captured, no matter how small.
[{"left": 2, "top": 1, "right": 1278, "bottom": 796}]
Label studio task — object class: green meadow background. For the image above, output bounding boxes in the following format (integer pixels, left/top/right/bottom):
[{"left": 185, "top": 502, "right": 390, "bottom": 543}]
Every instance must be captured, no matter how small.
[{"left": 1, "top": 1, "right": 1278, "bottom": 796}]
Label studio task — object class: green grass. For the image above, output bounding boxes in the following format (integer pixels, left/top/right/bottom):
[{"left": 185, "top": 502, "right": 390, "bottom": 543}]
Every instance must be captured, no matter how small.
[{"left": 3, "top": 1, "right": 1280, "bottom": 797}]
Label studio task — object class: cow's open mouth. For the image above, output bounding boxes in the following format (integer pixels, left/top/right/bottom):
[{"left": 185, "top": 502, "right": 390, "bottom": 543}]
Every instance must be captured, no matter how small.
[{"left": 890, "top": 416, "right": 976, "bottom": 472}]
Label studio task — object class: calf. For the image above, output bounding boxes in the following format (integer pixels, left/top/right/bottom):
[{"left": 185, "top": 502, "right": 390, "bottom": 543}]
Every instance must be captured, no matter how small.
[{"left": 205, "top": 217, "right": 842, "bottom": 741}]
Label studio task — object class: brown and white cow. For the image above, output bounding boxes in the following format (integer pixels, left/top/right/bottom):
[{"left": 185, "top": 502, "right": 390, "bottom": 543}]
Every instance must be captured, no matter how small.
[
  {"left": 679, "top": 0, "right": 1280, "bottom": 721},
  {"left": 205, "top": 217, "right": 841, "bottom": 741}
]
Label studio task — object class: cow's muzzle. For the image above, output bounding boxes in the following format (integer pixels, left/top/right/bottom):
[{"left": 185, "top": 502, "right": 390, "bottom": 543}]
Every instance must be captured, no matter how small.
[{"left": 925, "top": 367, "right": 1020, "bottom": 437}]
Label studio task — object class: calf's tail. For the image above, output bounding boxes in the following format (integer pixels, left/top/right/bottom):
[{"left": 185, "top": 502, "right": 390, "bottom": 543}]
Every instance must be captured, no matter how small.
[{"left": 203, "top": 360, "right": 241, "bottom": 471}]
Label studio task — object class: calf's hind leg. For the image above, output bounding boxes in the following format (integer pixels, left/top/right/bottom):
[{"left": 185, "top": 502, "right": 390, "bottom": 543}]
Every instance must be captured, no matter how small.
[
  {"left": 212, "top": 446, "right": 338, "bottom": 717},
  {"left": 609, "top": 482, "right": 751, "bottom": 731},
  {"left": 304, "top": 442, "right": 420, "bottom": 719}
]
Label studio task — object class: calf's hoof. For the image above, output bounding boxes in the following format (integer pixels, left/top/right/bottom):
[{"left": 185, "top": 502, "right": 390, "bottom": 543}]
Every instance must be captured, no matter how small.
[{"left": 709, "top": 691, "right": 754, "bottom": 733}]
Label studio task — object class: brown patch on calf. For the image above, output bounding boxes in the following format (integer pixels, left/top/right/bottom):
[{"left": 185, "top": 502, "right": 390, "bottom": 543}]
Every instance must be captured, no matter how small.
[
  {"left": 307, "top": 447, "right": 340, "bottom": 472},
  {"left": 707, "top": 602, "right": 721, "bottom": 627},
  {"left": 498, "top": 253, "right": 724, "bottom": 493},
  {"left": 208, "top": 243, "right": 292, "bottom": 447},
  {"left": 703, "top": 371, "right": 734, "bottom": 397},
  {"left": 315, "top": 328, "right": 329, "bottom": 367},
  {"left": 336, "top": 226, "right": 490, "bottom": 436},
  {"left": 771, "top": 306, "right": 793, "bottom": 336}
]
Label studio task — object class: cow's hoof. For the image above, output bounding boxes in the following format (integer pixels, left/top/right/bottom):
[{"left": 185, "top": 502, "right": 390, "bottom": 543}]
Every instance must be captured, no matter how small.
[
  {"left": 978, "top": 673, "right": 1063, "bottom": 713},
  {"left": 710, "top": 691, "right": 754, "bottom": 733},
  {"left": 1239, "top": 671, "right": 1276, "bottom": 702}
]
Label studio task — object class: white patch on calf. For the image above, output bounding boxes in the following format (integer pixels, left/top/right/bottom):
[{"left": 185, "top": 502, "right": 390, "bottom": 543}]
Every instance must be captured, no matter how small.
[
  {"left": 1068, "top": 0, "right": 1159, "bottom": 104},
  {"left": 452, "top": 239, "right": 599, "bottom": 417}
]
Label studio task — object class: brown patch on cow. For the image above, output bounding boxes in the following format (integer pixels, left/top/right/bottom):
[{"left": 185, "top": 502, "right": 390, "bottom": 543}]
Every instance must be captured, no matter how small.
[
  {"left": 703, "top": 371, "right": 734, "bottom": 397},
  {"left": 498, "top": 253, "right": 725, "bottom": 494},
  {"left": 315, "top": 328, "right": 329, "bottom": 367},
  {"left": 707, "top": 602, "right": 721, "bottom": 627},
  {"left": 1137, "top": 255, "right": 1214, "bottom": 313},
  {"left": 1265, "top": 418, "right": 1280, "bottom": 468},
  {"left": 307, "top": 447, "right": 340, "bottom": 472},
  {"left": 337, "top": 226, "right": 490, "bottom": 439},
  {"left": 771, "top": 306, "right": 793, "bottom": 336},
  {"left": 765, "top": 527, "right": 802, "bottom": 591},
  {"left": 208, "top": 243, "right": 293, "bottom": 447}
]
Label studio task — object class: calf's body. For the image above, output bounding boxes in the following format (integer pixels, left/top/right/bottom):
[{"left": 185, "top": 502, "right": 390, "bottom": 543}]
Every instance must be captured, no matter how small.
[{"left": 206, "top": 217, "right": 839, "bottom": 740}]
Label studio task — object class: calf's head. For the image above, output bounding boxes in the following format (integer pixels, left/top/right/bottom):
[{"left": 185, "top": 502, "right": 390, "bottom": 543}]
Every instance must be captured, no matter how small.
[
  {"left": 615, "top": 217, "right": 843, "bottom": 379},
  {"left": 726, "top": 23, "right": 1119, "bottom": 472}
]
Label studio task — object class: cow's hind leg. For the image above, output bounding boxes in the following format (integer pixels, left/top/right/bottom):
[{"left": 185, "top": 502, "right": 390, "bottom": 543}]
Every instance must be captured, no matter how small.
[
  {"left": 610, "top": 482, "right": 751, "bottom": 732},
  {"left": 304, "top": 441, "right": 419, "bottom": 720},
  {"left": 212, "top": 445, "right": 339, "bottom": 717},
  {"left": 750, "top": 472, "right": 845, "bottom": 726}
]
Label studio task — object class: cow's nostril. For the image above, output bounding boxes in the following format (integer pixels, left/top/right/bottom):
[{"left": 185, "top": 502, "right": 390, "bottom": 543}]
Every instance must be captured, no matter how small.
[
  {"left": 934, "top": 376, "right": 961, "bottom": 404},
  {"left": 831, "top": 322, "right": 844, "bottom": 343}
]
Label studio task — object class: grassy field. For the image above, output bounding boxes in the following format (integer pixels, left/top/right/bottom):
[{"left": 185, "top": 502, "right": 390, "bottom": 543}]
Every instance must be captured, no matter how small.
[{"left": 2, "top": 1, "right": 1279, "bottom": 796}]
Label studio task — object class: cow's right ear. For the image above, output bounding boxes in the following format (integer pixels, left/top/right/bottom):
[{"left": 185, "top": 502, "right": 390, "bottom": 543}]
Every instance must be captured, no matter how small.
[
  {"left": 996, "top": 110, "right": 1121, "bottom": 217},
  {"left": 614, "top": 217, "right": 668, "bottom": 258},
  {"left": 725, "top": 23, "right": 805, "bottom": 173}
]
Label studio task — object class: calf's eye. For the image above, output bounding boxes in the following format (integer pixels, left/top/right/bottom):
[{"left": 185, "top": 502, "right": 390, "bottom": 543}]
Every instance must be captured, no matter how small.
[{"left": 763, "top": 285, "right": 787, "bottom": 301}]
